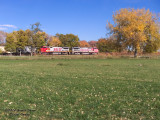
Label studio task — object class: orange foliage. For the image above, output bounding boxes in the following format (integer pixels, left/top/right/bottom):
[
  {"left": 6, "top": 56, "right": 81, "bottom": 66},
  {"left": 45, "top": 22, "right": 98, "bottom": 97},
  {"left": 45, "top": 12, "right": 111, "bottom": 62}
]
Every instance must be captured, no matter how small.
[
  {"left": 80, "top": 40, "right": 90, "bottom": 47},
  {"left": 88, "top": 41, "right": 97, "bottom": 47}
]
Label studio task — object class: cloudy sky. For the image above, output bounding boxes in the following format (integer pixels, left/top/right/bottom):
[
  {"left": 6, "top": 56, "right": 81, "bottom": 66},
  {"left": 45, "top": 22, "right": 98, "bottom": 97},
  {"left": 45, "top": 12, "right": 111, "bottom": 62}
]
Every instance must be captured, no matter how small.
[{"left": 0, "top": 0, "right": 159, "bottom": 41}]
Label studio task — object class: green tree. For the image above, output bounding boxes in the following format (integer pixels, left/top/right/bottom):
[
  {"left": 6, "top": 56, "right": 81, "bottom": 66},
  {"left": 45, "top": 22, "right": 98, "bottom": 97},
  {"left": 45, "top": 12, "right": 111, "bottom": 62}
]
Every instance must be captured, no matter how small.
[
  {"left": 33, "top": 31, "right": 48, "bottom": 52},
  {"left": 5, "top": 30, "right": 29, "bottom": 55},
  {"left": 25, "top": 29, "right": 35, "bottom": 56},
  {"left": 143, "top": 21, "right": 160, "bottom": 53},
  {"left": 143, "top": 40, "right": 160, "bottom": 53},
  {"left": 5, "top": 32, "right": 17, "bottom": 53},
  {"left": 5, "top": 23, "right": 48, "bottom": 55},
  {"left": 16, "top": 30, "right": 28, "bottom": 55},
  {"left": 97, "top": 38, "right": 107, "bottom": 52},
  {"left": 30, "top": 22, "right": 48, "bottom": 53},
  {"left": 56, "top": 33, "right": 80, "bottom": 48},
  {"left": 97, "top": 38, "right": 117, "bottom": 52}
]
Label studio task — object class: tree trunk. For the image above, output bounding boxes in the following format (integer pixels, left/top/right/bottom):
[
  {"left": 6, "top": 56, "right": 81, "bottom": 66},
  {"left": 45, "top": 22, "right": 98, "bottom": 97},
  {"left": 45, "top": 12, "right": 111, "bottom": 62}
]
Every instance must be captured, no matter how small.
[
  {"left": 134, "top": 48, "right": 137, "bottom": 58},
  {"left": 30, "top": 46, "right": 32, "bottom": 56},
  {"left": 20, "top": 50, "right": 21, "bottom": 56}
]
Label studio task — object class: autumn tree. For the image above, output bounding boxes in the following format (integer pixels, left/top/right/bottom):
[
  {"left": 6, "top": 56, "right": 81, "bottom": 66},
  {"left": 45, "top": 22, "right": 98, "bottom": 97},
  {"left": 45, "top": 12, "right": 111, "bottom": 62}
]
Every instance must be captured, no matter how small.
[
  {"left": 97, "top": 38, "right": 107, "bottom": 52},
  {"left": 47, "top": 36, "right": 62, "bottom": 46},
  {"left": 16, "top": 30, "right": 29, "bottom": 55},
  {"left": 88, "top": 41, "right": 97, "bottom": 47},
  {"left": 5, "top": 29, "right": 48, "bottom": 54},
  {"left": 5, "top": 32, "right": 17, "bottom": 52},
  {"left": 143, "top": 18, "right": 160, "bottom": 53},
  {"left": 33, "top": 31, "right": 48, "bottom": 52},
  {"left": 107, "top": 8, "right": 160, "bottom": 57},
  {"left": 56, "top": 33, "right": 80, "bottom": 48},
  {"left": 143, "top": 39, "right": 160, "bottom": 53},
  {"left": 24, "top": 29, "right": 35, "bottom": 56},
  {"left": 5, "top": 30, "right": 28, "bottom": 55},
  {"left": 25, "top": 29, "right": 33, "bottom": 46},
  {"left": 5, "top": 22, "right": 48, "bottom": 55},
  {"left": 30, "top": 22, "right": 47, "bottom": 54},
  {"left": 80, "top": 40, "right": 90, "bottom": 47},
  {"left": 97, "top": 37, "right": 117, "bottom": 52}
]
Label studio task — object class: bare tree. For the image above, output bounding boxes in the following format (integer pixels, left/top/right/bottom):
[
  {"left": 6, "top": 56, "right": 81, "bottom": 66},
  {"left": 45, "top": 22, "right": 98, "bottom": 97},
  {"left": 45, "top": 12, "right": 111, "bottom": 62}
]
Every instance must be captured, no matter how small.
[{"left": 0, "top": 31, "right": 7, "bottom": 45}]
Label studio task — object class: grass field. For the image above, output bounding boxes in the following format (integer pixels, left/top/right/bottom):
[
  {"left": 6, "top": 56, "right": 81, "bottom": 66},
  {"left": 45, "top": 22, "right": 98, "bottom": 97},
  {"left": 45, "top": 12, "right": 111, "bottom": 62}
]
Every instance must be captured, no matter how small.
[{"left": 0, "top": 57, "right": 160, "bottom": 119}]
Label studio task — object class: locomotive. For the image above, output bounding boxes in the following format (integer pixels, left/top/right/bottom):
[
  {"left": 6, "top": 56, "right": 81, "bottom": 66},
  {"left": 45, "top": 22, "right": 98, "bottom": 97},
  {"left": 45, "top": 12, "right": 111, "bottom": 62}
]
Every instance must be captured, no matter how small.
[{"left": 40, "top": 46, "right": 99, "bottom": 55}]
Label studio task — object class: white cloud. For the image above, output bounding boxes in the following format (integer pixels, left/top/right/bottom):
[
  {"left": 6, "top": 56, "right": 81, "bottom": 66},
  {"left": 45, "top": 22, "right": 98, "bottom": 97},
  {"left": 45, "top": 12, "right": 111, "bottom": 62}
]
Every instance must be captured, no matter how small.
[
  {"left": 0, "top": 27, "right": 7, "bottom": 30},
  {"left": 0, "top": 24, "right": 17, "bottom": 28}
]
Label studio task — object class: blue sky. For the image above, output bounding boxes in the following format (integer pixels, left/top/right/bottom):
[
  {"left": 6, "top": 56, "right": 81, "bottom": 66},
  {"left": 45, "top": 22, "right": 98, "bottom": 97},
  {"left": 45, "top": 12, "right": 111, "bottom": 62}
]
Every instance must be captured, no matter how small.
[{"left": 0, "top": 0, "right": 159, "bottom": 41}]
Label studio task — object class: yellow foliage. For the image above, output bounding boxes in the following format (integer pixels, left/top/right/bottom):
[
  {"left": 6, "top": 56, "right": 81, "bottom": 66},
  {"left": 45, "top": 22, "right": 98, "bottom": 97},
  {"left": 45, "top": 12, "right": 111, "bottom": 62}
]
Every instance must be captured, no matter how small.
[
  {"left": 47, "top": 36, "right": 62, "bottom": 47},
  {"left": 107, "top": 8, "right": 160, "bottom": 55}
]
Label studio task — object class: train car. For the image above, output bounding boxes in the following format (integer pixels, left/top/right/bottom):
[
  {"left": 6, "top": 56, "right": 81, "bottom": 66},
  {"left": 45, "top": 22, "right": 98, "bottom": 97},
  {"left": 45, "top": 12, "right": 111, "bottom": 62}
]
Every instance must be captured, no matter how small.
[
  {"left": 40, "top": 46, "right": 69, "bottom": 55},
  {"left": 41, "top": 46, "right": 99, "bottom": 55},
  {"left": 72, "top": 47, "right": 99, "bottom": 55}
]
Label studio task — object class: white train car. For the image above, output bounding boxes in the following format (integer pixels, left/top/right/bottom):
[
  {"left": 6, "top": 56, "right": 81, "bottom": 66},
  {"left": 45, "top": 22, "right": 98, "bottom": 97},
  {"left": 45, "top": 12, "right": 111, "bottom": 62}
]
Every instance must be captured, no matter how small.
[{"left": 72, "top": 47, "right": 99, "bottom": 55}]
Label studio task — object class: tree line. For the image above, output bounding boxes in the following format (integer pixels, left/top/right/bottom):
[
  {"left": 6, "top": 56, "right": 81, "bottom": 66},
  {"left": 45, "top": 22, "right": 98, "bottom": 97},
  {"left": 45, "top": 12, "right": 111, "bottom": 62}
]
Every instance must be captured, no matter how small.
[
  {"left": 1, "top": 8, "right": 160, "bottom": 57},
  {"left": 1, "top": 22, "right": 98, "bottom": 55}
]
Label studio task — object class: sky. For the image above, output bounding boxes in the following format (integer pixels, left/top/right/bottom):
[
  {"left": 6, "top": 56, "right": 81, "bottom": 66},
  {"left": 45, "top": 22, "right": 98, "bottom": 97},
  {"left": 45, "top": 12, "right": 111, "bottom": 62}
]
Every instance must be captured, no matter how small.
[{"left": 0, "top": 0, "right": 159, "bottom": 41}]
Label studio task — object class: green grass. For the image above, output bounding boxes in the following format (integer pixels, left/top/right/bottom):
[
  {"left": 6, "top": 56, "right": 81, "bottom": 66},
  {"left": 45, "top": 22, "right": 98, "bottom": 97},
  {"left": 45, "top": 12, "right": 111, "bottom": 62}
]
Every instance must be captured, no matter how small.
[{"left": 0, "top": 58, "right": 160, "bottom": 119}]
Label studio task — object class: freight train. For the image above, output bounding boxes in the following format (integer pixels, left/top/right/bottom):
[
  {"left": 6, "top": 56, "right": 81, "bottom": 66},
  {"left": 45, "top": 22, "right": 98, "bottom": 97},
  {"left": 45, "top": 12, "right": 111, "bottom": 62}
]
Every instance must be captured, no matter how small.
[{"left": 40, "top": 46, "right": 99, "bottom": 55}]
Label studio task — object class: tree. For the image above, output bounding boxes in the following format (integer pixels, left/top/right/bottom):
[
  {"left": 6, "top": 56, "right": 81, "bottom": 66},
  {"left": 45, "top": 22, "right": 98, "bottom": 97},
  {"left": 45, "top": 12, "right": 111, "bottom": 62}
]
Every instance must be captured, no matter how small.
[
  {"left": 33, "top": 31, "right": 48, "bottom": 52},
  {"left": 107, "top": 8, "right": 160, "bottom": 57},
  {"left": 25, "top": 29, "right": 33, "bottom": 46},
  {"left": 16, "top": 30, "right": 29, "bottom": 55},
  {"left": 25, "top": 29, "right": 35, "bottom": 56},
  {"left": 31, "top": 22, "right": 43, "bottom": 34},
  {"left": 5, "top": 22, "right": 48, "bottom": 55},
  {"left": 80, "top": 40, "right": 90, "bottom": 47},
  {"left": 30, "top": 22, "right": 48, "bottom": 54},
  {"left": 5, "top": 32, "right": 17, "bottom": 53},
  {"left": 56, "top": 33, "right": 80, "bottom": 48},
  {"left": 97, "top": 37, "right": 117, "bottom": 52},
  {"left": 143, "top": 39, "right": 160, "bottom": 53},
  {"left": 47, "top": 36, "right": 62, "bottom": 46},
  {"left": 88, "top": 41, "right": 97, "bottom": 47},
  {"left": 5, "top": 30, "right": 29, "bottom": 55},
  {"left": 143, "top": 20, "right": 160, "bottom": 53},
  {"left": 0, "top": 31, "right": 7, "bottom": 45},
  {"left": 97, "top": 38, "right": 107, "bottom": 52}
]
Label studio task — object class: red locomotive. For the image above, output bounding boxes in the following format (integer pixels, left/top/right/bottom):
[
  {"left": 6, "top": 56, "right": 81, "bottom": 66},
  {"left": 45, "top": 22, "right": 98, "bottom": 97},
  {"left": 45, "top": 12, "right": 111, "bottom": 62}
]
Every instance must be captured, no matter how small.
[{"left": 40, "top": 46, "right": 69, "bottom": 55}]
